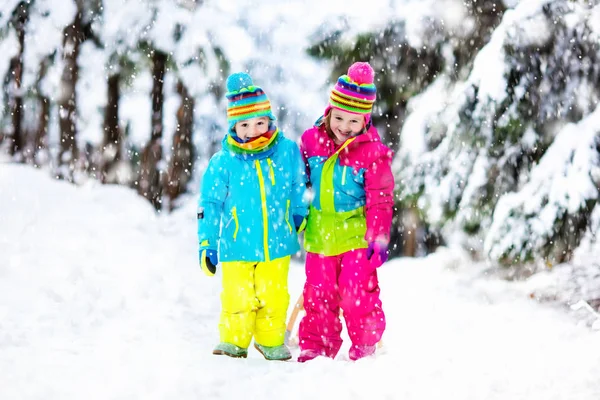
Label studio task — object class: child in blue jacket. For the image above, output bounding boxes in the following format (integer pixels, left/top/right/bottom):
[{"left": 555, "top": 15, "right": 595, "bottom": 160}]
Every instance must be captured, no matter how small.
[{"left": 197, "top": 72, "right": 308, "bottom": 361}]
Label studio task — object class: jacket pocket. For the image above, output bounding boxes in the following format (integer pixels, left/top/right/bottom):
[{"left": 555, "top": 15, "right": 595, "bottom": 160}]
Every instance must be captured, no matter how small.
[{"left": 225, "top": 206, "right": 240, "bottom": 241}]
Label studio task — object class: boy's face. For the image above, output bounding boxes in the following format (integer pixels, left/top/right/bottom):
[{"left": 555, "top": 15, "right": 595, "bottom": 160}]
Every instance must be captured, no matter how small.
[
  {"left": 234, "top": 116, "right": 270, "bottom": 140},
  {"left": 329, "top": 108, "right": 365, "bottom": 145}
]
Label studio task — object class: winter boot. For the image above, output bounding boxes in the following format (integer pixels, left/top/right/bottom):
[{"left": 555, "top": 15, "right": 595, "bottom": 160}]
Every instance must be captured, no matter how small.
[
  {"left": 297, "top": 349, "right": 322, "bottom": 363},
  {"left": 349, "top": 344, "right": 376, "bottom": 361},
  {"left": 254, "top": 342, "right": 292, "bottom": 361},
  {"left": 213, "top": 342, "right": 248, "bottom": 358}
]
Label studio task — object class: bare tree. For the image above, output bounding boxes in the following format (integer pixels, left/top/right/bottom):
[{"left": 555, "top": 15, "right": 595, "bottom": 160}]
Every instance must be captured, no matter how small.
[
  {"left": 137, "top": 49, "right": 167, "bottom": 210},
  {"left": 165, "top": 80, "right": 195, "bottom": 211}
]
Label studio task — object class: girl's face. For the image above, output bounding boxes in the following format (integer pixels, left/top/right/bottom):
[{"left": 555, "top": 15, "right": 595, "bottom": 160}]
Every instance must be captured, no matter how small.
[
  {"left": 234, "top": 116, "right": 270, "bottom": 140},
  {"left": 329, "top": 108, "right": 365, "bottom": 145}
]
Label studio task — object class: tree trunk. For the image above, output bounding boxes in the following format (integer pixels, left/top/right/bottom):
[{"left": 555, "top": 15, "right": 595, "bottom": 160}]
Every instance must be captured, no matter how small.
[
  {"left": 57, "top": 11, "right": 83, "bottom": 181},
  {"left": 137, "top": 50, "right": 167, "bottom": 210},
  {"left": 101, "top": 73, "right": 122, "bottom": 183},
  {"left": 33, "top": 58, "right": 50, "bottom": 167},
  {"left": 165, "top": 81, "right": 195, "bottom": 211},
  {"left": 8, "top": 2, "right": 29, "bottom": 159},
  {"left": 401, "top": 207, "right": 419, "bottom": 257}
]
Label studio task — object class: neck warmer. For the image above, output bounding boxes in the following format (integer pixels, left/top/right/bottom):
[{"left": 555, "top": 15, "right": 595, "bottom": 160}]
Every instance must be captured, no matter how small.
[{"left": 226, "top": 126, "right": 279, "bottom": 155}]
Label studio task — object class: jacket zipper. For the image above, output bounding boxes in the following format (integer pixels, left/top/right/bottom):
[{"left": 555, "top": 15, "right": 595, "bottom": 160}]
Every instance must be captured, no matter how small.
[{"left": 254, "top": 160, "right": 270, "bottom": 261}]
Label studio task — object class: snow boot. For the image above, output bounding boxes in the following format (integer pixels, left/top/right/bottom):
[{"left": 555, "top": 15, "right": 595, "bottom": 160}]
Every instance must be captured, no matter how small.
[
  {"left": 349, "top": 344, "right": 376, "bottom": 361},
  {"left": 253, "top": 342, "right": 292, "bottom": 361},
  {"left": 213, "top": 342, "right": 248, "bottom": 358}
]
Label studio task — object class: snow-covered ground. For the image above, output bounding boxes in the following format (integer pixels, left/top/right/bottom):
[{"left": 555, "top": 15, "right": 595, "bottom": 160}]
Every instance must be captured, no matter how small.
[{"left": 1, "top": 164, "right": 599, "bottom": 400}]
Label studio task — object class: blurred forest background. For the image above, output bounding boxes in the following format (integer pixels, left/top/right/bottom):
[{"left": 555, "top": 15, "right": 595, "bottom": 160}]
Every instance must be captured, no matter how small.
[{"left": 1, "top": 0, "right": 599, "bottom": 306}]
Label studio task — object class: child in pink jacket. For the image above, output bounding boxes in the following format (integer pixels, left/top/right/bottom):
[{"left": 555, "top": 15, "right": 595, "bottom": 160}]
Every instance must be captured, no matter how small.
[{"left": 297, "top": 62, "right": 394, "bottom": 362}]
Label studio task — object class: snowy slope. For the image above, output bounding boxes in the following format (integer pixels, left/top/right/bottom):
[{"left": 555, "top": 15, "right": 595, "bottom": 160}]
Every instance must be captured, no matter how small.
[{"left": 1, "top": 164, "right": 599, "bottom": 400}]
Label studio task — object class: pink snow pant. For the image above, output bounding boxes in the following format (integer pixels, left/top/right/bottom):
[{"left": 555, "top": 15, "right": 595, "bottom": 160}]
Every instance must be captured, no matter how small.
[{"left": 298, "top": 249, "right": 386, "bottom": 358}]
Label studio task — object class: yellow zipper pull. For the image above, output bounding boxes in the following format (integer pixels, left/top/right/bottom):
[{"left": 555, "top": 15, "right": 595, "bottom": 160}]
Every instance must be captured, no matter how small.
[
  {"left": 285, "top": 199, "right": 292, "bottom": 233},
  {"left": 267, "top": 158, "right": 275, "bottom": 185}
]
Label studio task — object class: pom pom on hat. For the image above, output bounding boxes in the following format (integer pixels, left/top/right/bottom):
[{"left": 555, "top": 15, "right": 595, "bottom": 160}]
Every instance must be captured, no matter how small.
[
  {"left": 225, "top": 72, "right": 275, "bottom": 126},
  {"left": 347, "top": 62, "right": 374, "bottom": 85},
  {"left": 327, "top": 61, "right": 377, "bottom": 117},
  {"left": 226, "top": 72, "right": 254, "bottom": 93}
]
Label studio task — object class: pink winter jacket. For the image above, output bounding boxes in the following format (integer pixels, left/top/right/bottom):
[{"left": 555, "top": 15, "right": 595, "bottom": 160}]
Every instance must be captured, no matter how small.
[{"left": 300, "top": 122, "right": 394, "bottom": 255}]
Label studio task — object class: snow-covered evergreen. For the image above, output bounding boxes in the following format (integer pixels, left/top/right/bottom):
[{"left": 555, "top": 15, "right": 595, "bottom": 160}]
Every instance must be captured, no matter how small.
[{"left": 397, "top": 0, "right": 600, "bottom": 272}]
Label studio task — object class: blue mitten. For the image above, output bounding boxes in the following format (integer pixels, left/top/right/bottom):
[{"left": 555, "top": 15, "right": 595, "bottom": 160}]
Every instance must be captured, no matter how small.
[
  {"left": 293, "top": 215, "right": 307, "bottom": 233},
  {"left": 199, "top": 246, "right": 218, "bottom": 277},
  {"left": 366, "top": 241, "right": 389, "bottom": 268}
]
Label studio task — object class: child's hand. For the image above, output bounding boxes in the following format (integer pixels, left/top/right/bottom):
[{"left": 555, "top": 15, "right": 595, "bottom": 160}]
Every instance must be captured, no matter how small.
[
  {"left": 366, "top": 241, "right": 389, "bottom": 268},
  {"left": 200, "top": 249, "right": 218, "bottom": 276},
  {"left": 293, "top": 215, "right": 307, "bottom": 233}
]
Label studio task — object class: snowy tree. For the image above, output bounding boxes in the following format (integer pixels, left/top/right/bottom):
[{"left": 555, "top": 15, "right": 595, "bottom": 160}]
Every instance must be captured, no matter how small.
[
  {"left": 397, "top": 0, "right": 600, "bottom": 269},
  {"left": 0, "top": 2, "right": 23, "bottom": 150},
  {"left": 93, "top": 0, "right": 154, "bottom": 184},
  {"left": 55, "top": 0, "right": 104, "bottom": 181},
  {"left": 131, "top": 0, "right": 229, "bottom": 210},
  {"left": 5, "top": 1, "right": 30, "bottom": 158},
  {"left": 0, "top": 0, "right": 81, "bottom": 168}
]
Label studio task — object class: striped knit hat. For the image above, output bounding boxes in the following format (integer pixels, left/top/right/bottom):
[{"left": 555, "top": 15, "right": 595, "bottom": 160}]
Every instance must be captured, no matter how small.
[
  {"left": 326, "top": 62, "right": 376, "bottom": 121},
  {"left": 225, "top": 72, "right": 275, "bottom": 128}
]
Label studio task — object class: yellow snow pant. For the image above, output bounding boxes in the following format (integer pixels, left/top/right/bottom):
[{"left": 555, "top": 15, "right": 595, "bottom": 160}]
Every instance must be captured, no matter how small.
[{"left": 219, "top": 256, "right": 290, "bottom": 348}]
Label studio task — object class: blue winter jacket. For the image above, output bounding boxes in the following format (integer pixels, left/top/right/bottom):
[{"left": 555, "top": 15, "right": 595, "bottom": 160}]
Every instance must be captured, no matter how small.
[{"left": 197, "top": 131, "right": 308, "bottom": 262}]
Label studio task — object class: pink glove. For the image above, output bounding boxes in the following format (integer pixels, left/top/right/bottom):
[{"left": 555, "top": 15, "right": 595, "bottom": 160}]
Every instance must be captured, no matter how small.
[{"left": 366, "top": 241, "right": 389, "bottom": 268}]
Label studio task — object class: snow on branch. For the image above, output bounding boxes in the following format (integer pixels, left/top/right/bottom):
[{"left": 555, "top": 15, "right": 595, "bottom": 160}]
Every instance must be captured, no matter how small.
[{"left": 485, "top": 107, "right": 600, "bottom": 265}]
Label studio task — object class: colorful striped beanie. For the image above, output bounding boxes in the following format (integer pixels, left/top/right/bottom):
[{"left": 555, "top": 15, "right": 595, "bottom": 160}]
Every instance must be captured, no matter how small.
[
  {"left": 326, "top": 62, "right": 377, "bottom": 121},
  {"left": 225, "top": 72, "right": 275, "bottom": 128}
]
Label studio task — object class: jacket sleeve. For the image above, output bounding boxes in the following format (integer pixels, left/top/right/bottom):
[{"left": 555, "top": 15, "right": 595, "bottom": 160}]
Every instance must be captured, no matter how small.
[
  {"left": 290, "top": 141, "right": 309, "bottom": 218},
  {"left": 198, "top": 153, "right": 229, "bottom": 249},
  {"left": 363, "top": 145, "right": 395, "bottom": 244}
]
